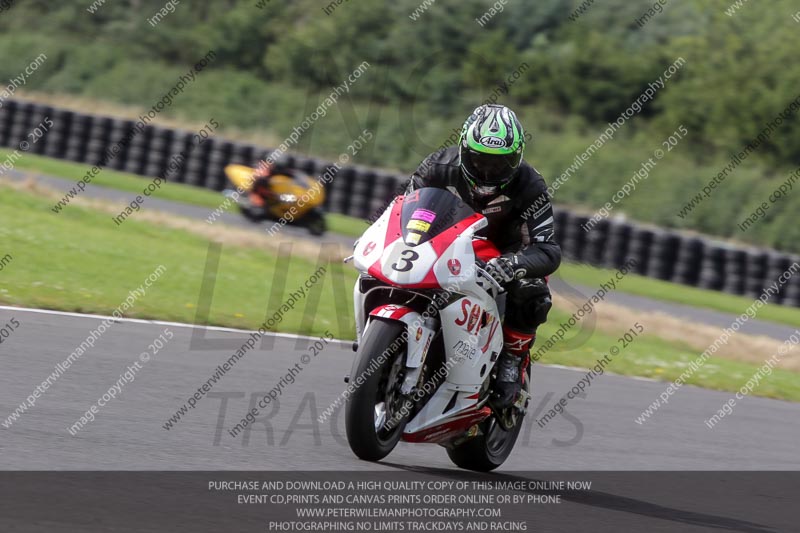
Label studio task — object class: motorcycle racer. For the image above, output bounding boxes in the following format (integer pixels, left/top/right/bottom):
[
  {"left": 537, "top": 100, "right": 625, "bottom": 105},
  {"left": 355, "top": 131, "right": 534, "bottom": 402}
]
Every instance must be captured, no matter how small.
[
  {"left": 250, "top": 158, "right": 296, "bottom": 207},
  {"left": 406, "top": 104, "right": 561, "bottom": 408}
]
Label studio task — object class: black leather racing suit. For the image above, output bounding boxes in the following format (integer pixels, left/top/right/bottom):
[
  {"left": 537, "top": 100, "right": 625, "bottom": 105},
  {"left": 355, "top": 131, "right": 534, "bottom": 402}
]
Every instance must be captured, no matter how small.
[{"left": 406, "top": 146, "right": 560, "bottom": 337}]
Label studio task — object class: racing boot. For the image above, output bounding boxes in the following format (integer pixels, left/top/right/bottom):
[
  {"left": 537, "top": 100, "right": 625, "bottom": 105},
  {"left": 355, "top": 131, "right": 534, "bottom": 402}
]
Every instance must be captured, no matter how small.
[{"left": 491, "top": 327, "right": 535, "bottom": 408}]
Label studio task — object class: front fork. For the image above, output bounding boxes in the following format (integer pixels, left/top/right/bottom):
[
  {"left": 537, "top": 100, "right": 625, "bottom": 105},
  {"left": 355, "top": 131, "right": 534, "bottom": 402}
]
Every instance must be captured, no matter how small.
[{"left": 352, "top": 281, "right": 440, "bottom": 396}]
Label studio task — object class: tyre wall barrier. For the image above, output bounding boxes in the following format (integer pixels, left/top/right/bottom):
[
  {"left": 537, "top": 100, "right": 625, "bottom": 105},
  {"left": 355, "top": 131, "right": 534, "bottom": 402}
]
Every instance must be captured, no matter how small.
[{"left": 1, "top": 100, "right": 798, "bottom": 307}]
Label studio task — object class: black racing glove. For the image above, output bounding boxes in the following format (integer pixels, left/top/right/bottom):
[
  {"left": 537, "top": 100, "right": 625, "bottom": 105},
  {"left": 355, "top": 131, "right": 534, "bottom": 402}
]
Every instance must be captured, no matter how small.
[{"left": 484, "top": 256, "right": 527, "bottom": 285}]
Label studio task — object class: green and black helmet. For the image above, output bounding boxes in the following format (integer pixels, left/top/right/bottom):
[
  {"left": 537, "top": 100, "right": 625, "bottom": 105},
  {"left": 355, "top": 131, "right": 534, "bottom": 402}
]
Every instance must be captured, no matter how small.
[{"left": 459, "top": 104, "right": 525, "bottom": 197}]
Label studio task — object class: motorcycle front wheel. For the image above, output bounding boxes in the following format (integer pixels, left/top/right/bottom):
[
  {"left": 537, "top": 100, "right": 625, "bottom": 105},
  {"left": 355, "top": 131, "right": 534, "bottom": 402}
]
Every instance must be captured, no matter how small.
[
  {"left": 345, "top": 318, "right": 408, "bottom": 462},
  {"left": 238, "top": 204, "right": 264, "bottom": 223}
]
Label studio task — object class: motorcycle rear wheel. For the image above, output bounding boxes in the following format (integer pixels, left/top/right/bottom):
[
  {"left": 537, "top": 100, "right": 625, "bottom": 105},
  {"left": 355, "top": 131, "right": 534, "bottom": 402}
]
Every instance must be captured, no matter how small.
[
  {"left": 446, "top": 367, "right": 530, "bottom": 472},
  {"left": 345, "top": 319, "right": 408, "bottom": 461},
  {"left": 305, "top": 208, "right": 327, "bottom": 236}
]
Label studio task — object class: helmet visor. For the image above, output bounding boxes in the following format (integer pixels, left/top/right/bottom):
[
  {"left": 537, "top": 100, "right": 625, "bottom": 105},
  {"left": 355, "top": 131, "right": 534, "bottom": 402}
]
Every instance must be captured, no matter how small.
[{"left": 462, "top": 148, "right": 521, "bottom": 185}]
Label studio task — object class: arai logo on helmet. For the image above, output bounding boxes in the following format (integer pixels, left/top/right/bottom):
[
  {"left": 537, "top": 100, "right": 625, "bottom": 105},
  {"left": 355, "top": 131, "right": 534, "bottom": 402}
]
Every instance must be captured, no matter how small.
[{"left": 479, "top": 136, "right": 506, "bottom": 148}]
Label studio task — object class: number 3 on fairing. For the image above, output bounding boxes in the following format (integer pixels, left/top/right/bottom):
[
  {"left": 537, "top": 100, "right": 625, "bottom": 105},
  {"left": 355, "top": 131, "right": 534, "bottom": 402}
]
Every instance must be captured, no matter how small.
[{"left": 392, "top": 249, "right": 419, "bottom": 272}]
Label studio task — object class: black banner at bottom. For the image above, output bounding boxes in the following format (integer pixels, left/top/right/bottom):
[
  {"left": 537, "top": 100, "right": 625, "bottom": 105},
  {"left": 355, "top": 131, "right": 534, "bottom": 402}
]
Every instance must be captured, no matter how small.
[{"left": 0, "top": 471, "right": 794, "bottom": 532}]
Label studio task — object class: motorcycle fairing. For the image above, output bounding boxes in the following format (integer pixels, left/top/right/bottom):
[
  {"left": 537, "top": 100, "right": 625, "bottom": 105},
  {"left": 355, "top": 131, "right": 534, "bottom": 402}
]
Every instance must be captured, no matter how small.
[
  {"left": 354, "top": 195, "right": 488, "bottom": 292},
  {"left": 401, "top": 294, "right": 503, "bottom": 440},
  {"left": 351, "top": 188, "right": 506, "bottom": 445},
  {"left": 366, "top": 304, "right": 436, "bottom": 395}
]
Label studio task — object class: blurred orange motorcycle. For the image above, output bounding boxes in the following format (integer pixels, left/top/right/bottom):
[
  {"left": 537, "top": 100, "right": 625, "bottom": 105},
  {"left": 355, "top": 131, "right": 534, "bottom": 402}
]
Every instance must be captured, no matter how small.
[{"left": 223, "top": 162, "right": 327, "bottom": 236}]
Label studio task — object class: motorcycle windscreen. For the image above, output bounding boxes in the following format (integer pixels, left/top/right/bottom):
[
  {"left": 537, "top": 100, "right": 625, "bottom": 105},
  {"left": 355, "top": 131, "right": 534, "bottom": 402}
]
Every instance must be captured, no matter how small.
[{"left": 400, "top": 188, "right": 476, "bottom": 246}]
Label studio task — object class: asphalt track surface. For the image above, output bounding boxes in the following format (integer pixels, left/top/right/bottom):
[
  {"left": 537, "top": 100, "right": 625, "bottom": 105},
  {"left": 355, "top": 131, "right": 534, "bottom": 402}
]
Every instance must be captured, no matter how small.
[
  {"left": 8, "top": 169, "right": 797, "bottom": 341},
  {"left": 2, "top": 306, "right": 799, "bottom": 472},
  {"left": 4, "top": 173, "right": 800, "bottom": 530}
]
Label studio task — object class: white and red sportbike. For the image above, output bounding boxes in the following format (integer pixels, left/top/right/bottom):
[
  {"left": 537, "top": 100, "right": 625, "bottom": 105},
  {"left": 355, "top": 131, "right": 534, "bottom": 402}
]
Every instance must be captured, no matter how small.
[{"left": 344, "top": 187, "right": 530, "bottom": 471}]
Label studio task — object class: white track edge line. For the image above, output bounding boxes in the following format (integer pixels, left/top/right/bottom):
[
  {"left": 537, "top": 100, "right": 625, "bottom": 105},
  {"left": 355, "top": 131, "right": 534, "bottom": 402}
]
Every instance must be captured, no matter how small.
[{"left": 0, "top": 304, "right": 344, "bottom": 343}]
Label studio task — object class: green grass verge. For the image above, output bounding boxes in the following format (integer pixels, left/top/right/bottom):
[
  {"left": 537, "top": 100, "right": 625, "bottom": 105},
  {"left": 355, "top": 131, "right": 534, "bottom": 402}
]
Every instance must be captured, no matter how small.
[
  {"left": 2, "top": 182, "right": 797, "bottom": 402},
  {"left": 538, "top": 307, "right": 800, "bottom": 402},
  {"left": 0, "top": 184, "right": 356, "bottom": 339},
  {"left": 4, "top": 149, "right": 799, "bottom": 326}
]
